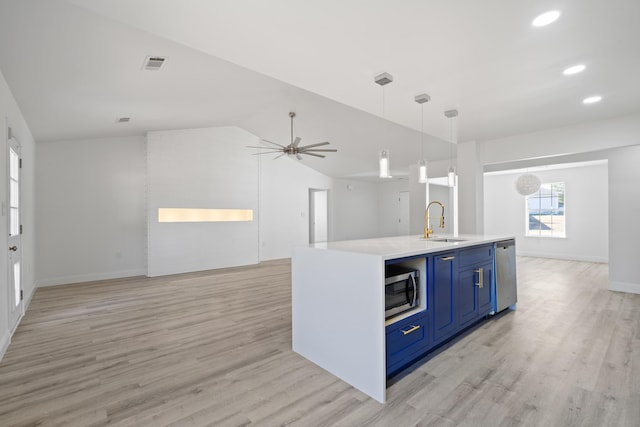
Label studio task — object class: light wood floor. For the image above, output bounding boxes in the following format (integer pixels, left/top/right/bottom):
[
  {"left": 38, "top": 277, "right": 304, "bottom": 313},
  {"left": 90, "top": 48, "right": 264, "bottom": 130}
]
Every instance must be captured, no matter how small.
[{"left": 1, "top": 257, "right": 639, "bottom": 426}]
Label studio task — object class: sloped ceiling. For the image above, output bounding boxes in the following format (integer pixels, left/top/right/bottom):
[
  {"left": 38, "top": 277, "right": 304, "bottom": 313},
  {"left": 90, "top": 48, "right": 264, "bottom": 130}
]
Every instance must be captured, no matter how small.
[{"left": 1, "top": 0, "right": 639, "bottom": 179}]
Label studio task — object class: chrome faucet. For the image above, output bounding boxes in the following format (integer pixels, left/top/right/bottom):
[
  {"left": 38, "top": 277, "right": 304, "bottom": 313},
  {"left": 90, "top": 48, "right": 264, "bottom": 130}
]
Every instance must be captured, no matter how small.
[{"left": 424, "top": 201, "right": 445, "bottom": 238}]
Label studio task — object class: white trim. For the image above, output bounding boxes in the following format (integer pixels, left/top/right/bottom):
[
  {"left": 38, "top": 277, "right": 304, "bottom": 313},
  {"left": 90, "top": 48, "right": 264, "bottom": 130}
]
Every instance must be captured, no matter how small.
[
  {"left": 609, "top": 281, "right": 640, "bottom": 295},
  {"left": 36, "top": 268, "right": 147, "bottom": 287},
  {"left": 0, "top": 331, "right": 10, "bottom": 362},
  {"left": 24, "top": 285, "right": 36, "bottom": 308},
  {"left": 517, "top": 251, "right": 608, "bottom": 263}
]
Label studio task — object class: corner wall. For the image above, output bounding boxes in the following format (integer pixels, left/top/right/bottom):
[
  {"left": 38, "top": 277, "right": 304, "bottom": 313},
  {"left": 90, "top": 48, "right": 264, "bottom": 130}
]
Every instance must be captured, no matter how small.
[
  {"left": 146, "top": 127, "right": 259, "bottom": 276},
  {"left": 36, "top": 136, "right": 146, "bottom": 285},
  {"left": 258, "top": 153, "right": 332, "bottom": 260},
  {"left": 608, "top": 145, "right": 640, "bottom": 293}
]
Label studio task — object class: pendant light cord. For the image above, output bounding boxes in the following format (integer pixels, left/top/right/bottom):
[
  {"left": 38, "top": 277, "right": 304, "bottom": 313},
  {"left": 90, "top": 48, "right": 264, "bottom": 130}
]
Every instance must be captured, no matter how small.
[
  {"left": 290, "top": 114, "right": 294, "bottom": 145},
  {"left": 420, "top": 104, "right": 424, "bottom": 158}
]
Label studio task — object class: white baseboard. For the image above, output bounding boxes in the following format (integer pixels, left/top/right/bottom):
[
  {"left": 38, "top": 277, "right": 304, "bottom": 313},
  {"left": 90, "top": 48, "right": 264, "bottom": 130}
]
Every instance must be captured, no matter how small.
[
  {"left": 610, "top": 281, "right": 640, "bottom": 295},
  {"left": 0, "top": 331, "right": 10, "bottom": 362},
  {"left": 36, "top": 268, "right": 147, "bottom": 287},
  {"left": 517, "top": 251, "right": 608, "bottom": 263},
  {"left": 24, "top": 285, "right": 36, "bottom": 308}
]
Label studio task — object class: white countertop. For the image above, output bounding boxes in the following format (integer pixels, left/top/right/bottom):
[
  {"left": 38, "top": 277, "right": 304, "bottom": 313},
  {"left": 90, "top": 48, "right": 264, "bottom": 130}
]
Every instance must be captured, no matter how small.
[{"left": 308, "top": 234, "right": 514, "bottom": 260}]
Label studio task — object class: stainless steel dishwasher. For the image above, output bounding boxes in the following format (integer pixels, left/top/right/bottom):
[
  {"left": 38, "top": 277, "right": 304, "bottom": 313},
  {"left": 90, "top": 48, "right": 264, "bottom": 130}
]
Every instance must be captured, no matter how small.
[{"left": 494, "top": 239, "right": 517, "bottom": 312}]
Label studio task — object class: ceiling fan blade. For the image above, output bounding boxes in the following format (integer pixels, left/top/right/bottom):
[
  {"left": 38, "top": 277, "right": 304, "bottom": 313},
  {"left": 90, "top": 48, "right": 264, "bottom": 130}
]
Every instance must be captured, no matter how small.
[
  {"left": 292, "top": 136, "right": 302, "bottom": 148},
  {"left": 273, "top": 153, "right": 287, "bottom": 160},
  {"left": 299, "top": 141, "right": 330, "bottom": 149},
  {"left": 300, "top": 148, "right": 338, "bottom": 153},
  {"left": 247, "top": 145, "right": 279, "bottom": 149},
  {"left": 251, "top": 150, "right": 284, "bottom": 155},
  {"left": 261, "top": 139, "right": 287, "bottom": 149},
  {"left": 296, "top": 154, "right": 303, "bottom": 160},
  {"left": 302, "top": 152, "right": 326, "bottom": 158}
]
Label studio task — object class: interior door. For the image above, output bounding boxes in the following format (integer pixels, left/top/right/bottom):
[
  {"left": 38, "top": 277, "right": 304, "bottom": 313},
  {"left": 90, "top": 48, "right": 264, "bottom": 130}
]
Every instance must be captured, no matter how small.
[{"left": 7, "top": 131, "right": 22, "bottom": 332}]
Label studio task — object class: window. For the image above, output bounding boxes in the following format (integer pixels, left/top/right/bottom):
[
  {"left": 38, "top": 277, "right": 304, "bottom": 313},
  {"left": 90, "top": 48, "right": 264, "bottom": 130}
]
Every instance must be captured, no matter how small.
[{"left": 526, "top": 182, "right": 565, "bottom": 237}]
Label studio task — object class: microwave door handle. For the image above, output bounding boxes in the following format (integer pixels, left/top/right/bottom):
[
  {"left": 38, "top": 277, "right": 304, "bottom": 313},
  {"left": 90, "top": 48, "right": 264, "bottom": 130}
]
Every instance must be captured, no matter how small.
[
  {"left": 410, "top": 274, "right": 417, "bottom": 306},
  {"left": 405, "top": 278, "right": 411, "bottom": 305}
]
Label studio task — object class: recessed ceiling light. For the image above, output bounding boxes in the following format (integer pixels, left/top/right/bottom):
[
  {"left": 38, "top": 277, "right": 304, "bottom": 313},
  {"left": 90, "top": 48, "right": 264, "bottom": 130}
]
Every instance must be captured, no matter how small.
[
  {"left": 583, "top": 96, "right": 602, "bottom": 104},
  {"left": 532, "top": 10, "right": 561, "bottom": 27},
  {"left": 563, "top": 64, "right": 586, "bottom": 75}
]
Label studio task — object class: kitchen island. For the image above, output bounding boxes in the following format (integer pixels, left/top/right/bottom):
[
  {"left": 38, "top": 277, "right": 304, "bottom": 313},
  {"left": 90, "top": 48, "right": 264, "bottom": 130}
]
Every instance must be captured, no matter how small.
[{"left": 292, "top": 234, "right": 515, "bottom": 403}]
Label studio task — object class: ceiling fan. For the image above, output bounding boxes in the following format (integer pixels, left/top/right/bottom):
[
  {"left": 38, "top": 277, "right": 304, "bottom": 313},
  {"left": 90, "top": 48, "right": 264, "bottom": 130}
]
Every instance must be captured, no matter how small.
[{"left": 247, "top": 112, "right": 337, "bottom": 160}]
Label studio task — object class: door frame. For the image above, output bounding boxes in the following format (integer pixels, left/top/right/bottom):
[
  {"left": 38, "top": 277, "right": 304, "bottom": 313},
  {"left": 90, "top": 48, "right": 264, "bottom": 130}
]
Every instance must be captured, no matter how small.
[
  {"left": 6, "top": 120, "right": 23, "bottom": 333},
  {"left": 309, "top": 188, "right": 329, "bottom": 244}
]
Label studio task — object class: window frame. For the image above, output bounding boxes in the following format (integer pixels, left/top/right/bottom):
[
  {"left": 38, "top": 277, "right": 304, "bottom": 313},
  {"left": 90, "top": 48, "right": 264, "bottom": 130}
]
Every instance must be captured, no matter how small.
[{"left": 525, "top": 182, "right": 566, "bottom": 238}]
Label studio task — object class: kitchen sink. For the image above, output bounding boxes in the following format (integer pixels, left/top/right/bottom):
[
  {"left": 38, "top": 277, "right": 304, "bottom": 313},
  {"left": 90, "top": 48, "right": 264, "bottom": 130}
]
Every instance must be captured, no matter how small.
[{"left": 429, "top": 238, "right": 467, "bottom": 242}]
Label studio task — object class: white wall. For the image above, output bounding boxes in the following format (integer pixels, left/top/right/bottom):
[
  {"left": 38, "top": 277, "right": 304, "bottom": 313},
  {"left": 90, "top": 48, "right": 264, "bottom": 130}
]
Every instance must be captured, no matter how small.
[
  {"left": 480, "top": 114, "right": 640, "bottom": 293},
  {"left": 147, "top": 127, "right": 259, "bottom": 276},
  {"left": 32, "top": 123, "right": 411, "bottom": 283},
  {"left": 259, "top": 155, "right": 332, "bottom": 260},
  {"left": 608, "top": 145, "right": 640, "bottom": 293},
  {"left": 484, "top": 162, "right": 609, "bottom": 262},
  {"left": 1, "top": 69, "right": 36, "bottom": 358},
  {"left": 429, "top": 184, "right": 453, "bottom": 235},
  {"left": 377, "top": 180, "right": 409, "bottom": 237},
  {"left": 483, "top": 112, "right": 640, "bottom": 165},
  {"left": 331, "top": 179, "right": 380, "bottom": 241},
  {"left": 36, "top": 136, "right": 146, "bottom": 285},
  {"left": 457, "top": 140, "right": 484, "bottom": 234}
]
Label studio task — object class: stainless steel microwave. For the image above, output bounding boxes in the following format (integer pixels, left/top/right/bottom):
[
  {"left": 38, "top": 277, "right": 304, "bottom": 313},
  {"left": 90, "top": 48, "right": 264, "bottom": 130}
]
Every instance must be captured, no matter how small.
[{"left": 385, "top": 266, "right": 419, "bottom": 319}]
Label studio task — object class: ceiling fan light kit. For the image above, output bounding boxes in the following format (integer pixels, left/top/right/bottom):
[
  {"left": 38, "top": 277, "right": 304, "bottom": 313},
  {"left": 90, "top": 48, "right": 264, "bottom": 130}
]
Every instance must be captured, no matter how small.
[{"left": 247, "top": 112, "right": 337, "bottom": 160}]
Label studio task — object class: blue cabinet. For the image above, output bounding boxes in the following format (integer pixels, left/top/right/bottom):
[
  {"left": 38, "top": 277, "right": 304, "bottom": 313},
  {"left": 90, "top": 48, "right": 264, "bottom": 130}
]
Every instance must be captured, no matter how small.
[
  {"left": 385, "top": 311, "right": 430, "bottom": 375},
  {"left": 457, "top": 245, "right": 493, "bottom": 329},
  {"left": 386, "top": 244, "right": 495, "bottom": 377},
  {"left": 432, "top": 252, "right": 456, "bottom": 344}
]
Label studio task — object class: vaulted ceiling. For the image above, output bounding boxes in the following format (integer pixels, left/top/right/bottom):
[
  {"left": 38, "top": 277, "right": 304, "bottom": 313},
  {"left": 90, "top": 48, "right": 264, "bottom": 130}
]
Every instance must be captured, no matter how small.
[{"left": 1, "top": 0, "right": 639, "bottom": 179}]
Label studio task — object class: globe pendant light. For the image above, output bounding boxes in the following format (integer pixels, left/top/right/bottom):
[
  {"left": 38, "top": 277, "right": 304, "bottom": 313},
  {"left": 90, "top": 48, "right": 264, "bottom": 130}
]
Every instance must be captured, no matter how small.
[
  {"left": 415, "top": 93, "right": 430, "bottom": 184},
  {"left": 375, "top": 72, "right": 393, "bottom": 178},
  {"left": 444, "top": 109, "right": 458, "bottom": 187},
  {"left": 515, "top": 172, "right": 541, "bottom": 196}
]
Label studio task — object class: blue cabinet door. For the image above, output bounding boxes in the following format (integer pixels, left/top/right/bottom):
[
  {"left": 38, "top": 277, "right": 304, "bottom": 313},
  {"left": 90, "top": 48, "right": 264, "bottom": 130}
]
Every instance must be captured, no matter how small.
[
  {"left": 458, "top": 262, "right": 493, "bottom": 329},
  {"left": 386, "top": 311, "right": 431, "bottom": 375},
  {"left": 477, "top": 262, "right": 492, "bottom": 315},
  {"left": 432, "top": 252, "right": 456, "bottom": 343},
  {"left": 457, "top": 267, "right": 478, "bottom": 328}
]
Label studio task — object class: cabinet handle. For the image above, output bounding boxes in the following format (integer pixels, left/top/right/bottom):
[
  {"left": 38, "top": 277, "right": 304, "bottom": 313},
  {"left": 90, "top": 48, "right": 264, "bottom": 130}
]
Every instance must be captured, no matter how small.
[
  {"left": 440, "top": 256, "right": 455, "bottom": 261},
  {"left": 475, "top": 268, "right": 484, "bottom": 288},
  {"left": 401, "top": 325, "right": 421, "bottom": 335}
]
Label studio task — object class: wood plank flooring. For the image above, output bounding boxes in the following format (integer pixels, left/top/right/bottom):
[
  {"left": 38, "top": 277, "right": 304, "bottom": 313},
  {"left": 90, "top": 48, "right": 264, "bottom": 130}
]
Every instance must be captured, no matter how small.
[{"left": 1, "top": 257, "right": 639, "bottom": 426}]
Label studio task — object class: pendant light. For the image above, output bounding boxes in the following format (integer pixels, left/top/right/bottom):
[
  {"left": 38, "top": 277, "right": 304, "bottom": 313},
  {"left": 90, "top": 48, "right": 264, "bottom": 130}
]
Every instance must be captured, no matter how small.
[
  {"left": 415, "top": 93, "right": 430, "bottom": 184},
  {"left": 375, "top": 72, "right": 393, "bottom": 178},
  {"left": 515, "top": 172, "right": 541, "bottom": 196},
  {"left": 444, "top": 109, "right": 458, "bottom": 187}
]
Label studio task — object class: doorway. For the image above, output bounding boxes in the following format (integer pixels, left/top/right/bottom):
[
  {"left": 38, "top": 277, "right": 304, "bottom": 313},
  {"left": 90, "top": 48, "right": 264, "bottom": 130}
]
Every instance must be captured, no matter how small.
[{"left": 309, "top": 189, "right": 328, "bottom": 243}]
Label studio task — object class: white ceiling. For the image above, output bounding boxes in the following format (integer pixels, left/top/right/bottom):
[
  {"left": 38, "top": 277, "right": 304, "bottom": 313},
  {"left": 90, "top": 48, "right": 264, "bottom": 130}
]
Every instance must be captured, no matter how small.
[{"left": 1, "top": 0, "right": 639, "bottom": 179}]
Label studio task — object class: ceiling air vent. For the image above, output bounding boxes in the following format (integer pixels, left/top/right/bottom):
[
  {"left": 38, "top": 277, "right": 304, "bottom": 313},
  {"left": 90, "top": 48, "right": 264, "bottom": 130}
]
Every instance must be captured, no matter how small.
[
  {"left": 116, "top": 117, "right": 131, "bottom": 123},
  {"left": 143, "top": 55, "right": 166, "bottom": 71}
]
